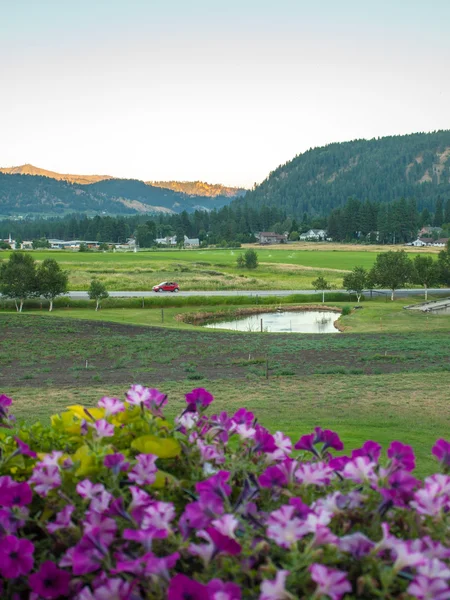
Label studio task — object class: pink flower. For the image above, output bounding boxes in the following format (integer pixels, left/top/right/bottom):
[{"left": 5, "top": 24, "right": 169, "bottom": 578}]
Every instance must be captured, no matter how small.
[
  {"left": 208, "top": 579, "right": 242, "bottom": 600},
  {"left": 387, "top": 441, "right": 416, "bottom": 472},
  {"left": 314, "top": 427, "right": 344, "bottom": 452},
  {"left": 260, "top": 570, "right": 291, "bottom": 600},
  {"left": 168, "top": 574, "right": 209, "bottom": 600},
  {"left": 294, "top": 433, "right": 318, "bottom": 454},
  {"left": 309, "top": 563, "right": 351, "bottom": 600},
  {"left": 432, "top": 438, "right": 450, "bottom": 469},
  {"left": 0, "top": 534, "right": 34, "bottom": 578},
  {"left": 266, "top": 505, "right": 307, "bottom": 548},
  {"left": 342, "top": 456, "right": 378, "bottom": 485},
  {"left": 185, "top": 387, "right": 214, "bottom": 411},
  {"left": 128, "top": 453, "right": 158, "bottom": 486},
  {"left": 259, "top": 465, "right": 288, "bottom": 488},
  {"left": 47, "top": 505, "right": 76, "bottom": 533},
  {"left": 40, "top": 451, "right": 64, "bottom": 467},
  {"left": 29, "top": 561, "right": 70, "bottom": 599},
  {"left": 196, "top": 471, "right": 231, "bottom": 498},
  {"left": 29, "top": 464, "right": 61, "bottom": 496},
  {"left": 92, "top": 419, "right": 115, "bottom": 439},
  {"left": 211, "top": 514, "right": 239, "bottom": 539},
  {"left": 410, "top": 485, "right": 448, "bottom": 517},
  {"left": 391, "top": 541, "right": 427, "bottom": 572},
  {"left": 197, "top": 439, "right": 225, "bottom": 464},
  {"left": 266, "top": 431, "right": 292, "bottom": 462},
  {"left": 81, "top": 578, "right": 134, "bottom": 600},
  {"left": 295, "top": 461, "right": 333, "bottom": 486},
  {"left": 13, "top": 436, "right": 37, "bottom": 458},
  {"left": 97, "top": 396, "right": 125, "bottom": 416},
  {"left": 205, "top": 526, "right": 242, "bottom": 555},
  {"left": 351, "top": 440, "right": 382, "bottom": 463},
  {"left": 339, "top": 532, "right": 374, "bottom": 557},
  {"left": 407, "top": 575, "right": 450, "bottom": 600},
  {"left": 141, "top": 501, "right": 176, "bottom": 534},
  {"left": 0, "top": 477, "right": 32, "bottom": 507},
  {"left": 104, "top": 453, "right": 130, "bottom": 474},
  {"left": 126, "top": 384, "right": 153, "bottom": 406},
  {"left": 76, "top": 479, "right": 105, "bottom": 500}
]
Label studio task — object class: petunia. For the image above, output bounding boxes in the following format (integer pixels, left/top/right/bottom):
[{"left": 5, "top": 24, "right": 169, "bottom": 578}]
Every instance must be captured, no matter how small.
[
  {"left": 351, "top": 440, "right": 382, "bottom": 463},
  {"left": 211, "top": 514, "right": 239, "bottom": 539},
  {"left": 266, "top": 505, "right": 307, "bottom": 548},
  {"left": 128, "top": 453, "right": 158, "bottom": 486},
  {"left": 13, "top": 436, "right": 37, "bottom": 458},
  {"left": 259, "top": 570, "right": 292, "bottom": 600},
  {"left": 342, "top": 456, "right": 378, "bottom": 485},
  {"left": 339, "top": 532, "right": 374, "bottom": 558},
  {"left": 259, "top": 465, "right": 288, "bottom": 488},
  {"left": 92, "top": 419, "right": 115, "bottom": 439},
  {"left": 208, "top": 578, "right": 242, "bottom": 600},
  {"left": 167, "top": 574, "right": 209, "bottom": 600},
  {"left": 196, "top": 471, "right": 231, "bottom": 498},
  {"left": 387, "top": 440, "right": 416, "bottom": 472},
  {"left": 47, "top": 504, "right": 76, "bottom": 533},
  {"left": 314, "top": 427, "right": 344, "bottom": 452},
  {"left": 0, "top": 478, "right": 32, "bottom": 507},
  {"left": 391, "top": 541, "right": 427, "bottom": 572},
  {"left": 295, "top": 461, "right": 333, "bottom": 486},
  {"left": 407, "top": 575, "right": 450, "bottom": 600},
  {"left": 29, "top": 464, "right": 61, "bottom": 496},
  {"left": 76, "top": 479, "right": 105, "bottom": 500},
  {"left": 309, "top": 563, "right": 352, "bottom": 600},
  {"left": 294, "top": 433, "right": 317, "bottom": 454},
  {"left": 141, "top": 501, "right": 176, "bottom": 534},
  {"left": 29, "top": 561, "right": 71, "bottom": 599},
  {"left": 185, "top": 388, "right": 214, "bottom": 412},
  {"left": 97, "top": 396, "right": 125, "bottom": 416},
  {"left": 0, "top": 534, "right": 34, "bottom": 578},
  {"left": 432, "top": 438, "right": 450, "bottom": 469},
  {"left": 104, "top": 453, "right": 130, "bottom": 474}
]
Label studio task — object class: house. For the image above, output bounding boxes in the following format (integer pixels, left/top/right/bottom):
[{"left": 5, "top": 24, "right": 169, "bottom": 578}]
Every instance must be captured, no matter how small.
[
  {"left": 255, "top": 232, "right": 288, "bottom": 245},
  {"left": 155, "top": 236, "right": 177, "bottom": 246},
  {"left": 411, "top": 238, "right": 430, "bottom": 247},
  {"left": 299, "top": 229, "right": 327, "bottom": 241},
  {"left": 419, "top": 226, "right": 443, "bottom": 237},
  {"left": 183, "top": 235, "right": 199, "bottom": 247},
  {"left": 410, "top": 237, "right": 449, "bottom": 247},
  {"left": 433, "top": 238, "right": 449, "bottom": 247}
]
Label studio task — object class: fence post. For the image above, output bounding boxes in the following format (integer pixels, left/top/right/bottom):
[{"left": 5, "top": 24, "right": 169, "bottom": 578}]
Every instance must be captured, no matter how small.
[{"left": 260, "top": 318, "right": 263, "bottom": 332}]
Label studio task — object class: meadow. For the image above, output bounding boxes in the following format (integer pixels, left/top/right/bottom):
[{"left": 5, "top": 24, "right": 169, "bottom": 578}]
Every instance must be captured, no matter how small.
[
  {"left": 3, "top": 244, "right": 436, "bottom": 291},
  {"left": 2, "top": 311, "right": 450, "bottom": 475}
]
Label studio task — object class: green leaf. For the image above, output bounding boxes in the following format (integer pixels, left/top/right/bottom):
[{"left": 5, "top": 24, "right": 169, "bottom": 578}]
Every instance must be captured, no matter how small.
[{"left": 131, "top": 435, "right": 181, "bottom": 458}]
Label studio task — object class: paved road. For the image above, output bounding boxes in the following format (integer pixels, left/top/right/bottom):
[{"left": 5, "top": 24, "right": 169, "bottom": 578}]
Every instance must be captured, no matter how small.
[{"left": 66, "top": 288, "right": 450, "bottom": 299}]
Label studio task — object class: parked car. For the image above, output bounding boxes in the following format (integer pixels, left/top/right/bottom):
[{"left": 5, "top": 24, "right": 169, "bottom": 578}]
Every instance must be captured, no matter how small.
[{"left": 152, "top": 281, "right": 180, "bottom": 293}]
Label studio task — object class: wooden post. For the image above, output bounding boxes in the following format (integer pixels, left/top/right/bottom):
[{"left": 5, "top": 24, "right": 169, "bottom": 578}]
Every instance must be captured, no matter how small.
[{"left": 260, "top": 318, "right": 263, "bottom": 332}]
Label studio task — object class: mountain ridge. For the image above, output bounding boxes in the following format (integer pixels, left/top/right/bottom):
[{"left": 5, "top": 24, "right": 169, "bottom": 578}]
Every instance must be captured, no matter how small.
[{"left": 0, "top": 164, "right": 114, "bottom": 185}]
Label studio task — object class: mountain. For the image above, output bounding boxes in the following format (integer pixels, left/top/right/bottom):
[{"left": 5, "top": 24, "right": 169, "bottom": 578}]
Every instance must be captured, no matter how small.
[
  {"left": 237, "top": 130, "right": 450, "bottom": 218},
  {"left": 0, "top": 173, "right": 234, "bottom": 217},
  {"left": 148, "top": 180, "right": 246, "bottom": 198},
  {"left": 0, "top": 164, "right": 113, "bottom": 185}
]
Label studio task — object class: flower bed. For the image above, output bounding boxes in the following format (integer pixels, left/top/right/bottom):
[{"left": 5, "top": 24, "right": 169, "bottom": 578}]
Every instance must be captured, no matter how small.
[{"left": 0, "top": 387, "right": 449, "bottom": 599}]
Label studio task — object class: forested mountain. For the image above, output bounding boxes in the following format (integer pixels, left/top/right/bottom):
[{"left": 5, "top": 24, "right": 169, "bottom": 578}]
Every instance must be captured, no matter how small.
[
  {"left": 149, "top": 180, "right": 246, "bottom": 198},
  {"left": 238, "top": 131, "right": 450, "bottom": 217},
  {"left": 0, "top": 173, "right": 234, "bottom": 216},
  {"left": 0, "top": 164, "right": 113, "bottom": 185}
]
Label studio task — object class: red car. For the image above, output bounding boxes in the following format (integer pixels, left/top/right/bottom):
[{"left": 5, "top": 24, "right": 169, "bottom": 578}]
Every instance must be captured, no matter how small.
[{"left": 152, "top": 281, "right": 180, "bottom": 293}]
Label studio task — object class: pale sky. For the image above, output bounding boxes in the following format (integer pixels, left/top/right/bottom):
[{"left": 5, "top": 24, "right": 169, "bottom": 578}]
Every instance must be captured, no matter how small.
[{"left": 1, "top": 0, "right": 449, "bottom": 187}]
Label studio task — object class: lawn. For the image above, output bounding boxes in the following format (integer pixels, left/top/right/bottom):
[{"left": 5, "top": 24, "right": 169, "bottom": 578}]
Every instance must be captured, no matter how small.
[
  {"left": 1, "top": 313, "right": 449, "bottom": 475},
  {"left": 2, "top": 246, "right": 436, "bottom": 291}
]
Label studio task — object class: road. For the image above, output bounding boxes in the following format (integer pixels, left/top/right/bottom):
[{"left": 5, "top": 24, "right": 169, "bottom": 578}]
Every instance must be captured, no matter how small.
[{"left": 66, "top": 288, "right": 450, "bottom": 299}]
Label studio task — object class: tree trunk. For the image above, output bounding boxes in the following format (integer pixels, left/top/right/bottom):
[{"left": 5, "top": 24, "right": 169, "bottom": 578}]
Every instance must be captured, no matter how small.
[
  {"left": 19, "top": 299, "right": 23, "bottom": 312},
  {"left": 96, "top": 299, "right": 99, "bottom": 311},
  {"left": 424, "top": 284, "right": 428, "bottom": 301},
  {"left": 322, "top": 290, "right": 325, "bottom": 303},
  {"left": 49, "top": 299, "right": 53, "bottom": 312},
  {"left": 391, "top": 290, "right": 395, "bottom": 301},
  {"left": 14, "top": 299, "right": 19, "bottom": 312},
  {"left": 356, "top": 293, "right": 361, "bottom": 303}
]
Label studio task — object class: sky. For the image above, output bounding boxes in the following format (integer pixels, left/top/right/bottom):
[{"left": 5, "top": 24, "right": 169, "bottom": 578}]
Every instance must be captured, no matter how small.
[{"left": 1, "top": 0, "right": 449, "bottom": 188}]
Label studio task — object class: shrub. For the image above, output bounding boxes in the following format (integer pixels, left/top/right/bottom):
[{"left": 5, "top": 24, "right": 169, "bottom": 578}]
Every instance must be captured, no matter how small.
[
  {"left": 0, "top": 387, "right": 449, "bottom": 599},
  {"left": 341, "top": 305, "right": 352, "bottom": 316}
]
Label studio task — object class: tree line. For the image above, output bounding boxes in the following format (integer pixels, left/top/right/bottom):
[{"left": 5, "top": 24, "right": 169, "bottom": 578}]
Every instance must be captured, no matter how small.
[{"left": 0, "top": 253, "right": 109, "bottom": 311}]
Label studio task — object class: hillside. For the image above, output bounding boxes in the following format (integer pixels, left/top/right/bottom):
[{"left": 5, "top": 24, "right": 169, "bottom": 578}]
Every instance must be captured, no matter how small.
[
  {"left": 238, "top": 130, "right": 450, "bottom": 217},
  {"left": 149, "top": 180, "right": 246, "bottom": 198},
  {"left": 0, "top": 174, "right": 233, "bottom": 217},
  {"left": 0, "top": 164, "right": 113, "bottom": 185}
]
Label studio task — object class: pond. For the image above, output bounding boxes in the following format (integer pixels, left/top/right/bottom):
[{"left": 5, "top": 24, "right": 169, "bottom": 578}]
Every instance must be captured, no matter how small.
[{"left": 204, "top": 310, "right": 340, "bottom": 333}]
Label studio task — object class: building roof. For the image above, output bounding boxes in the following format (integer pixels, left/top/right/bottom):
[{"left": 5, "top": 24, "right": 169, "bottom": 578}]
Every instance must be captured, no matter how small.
[{"left": 259, "top": 232, "right": 286, "bottom": 237}]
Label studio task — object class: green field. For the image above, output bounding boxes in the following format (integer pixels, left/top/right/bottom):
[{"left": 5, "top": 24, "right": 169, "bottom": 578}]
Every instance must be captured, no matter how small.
[
  {"left": 1, "top": 247, "right": 435, "bottom": 291},
  {"left": 1, "top": 313, "right": 449, "bottom": 475}
]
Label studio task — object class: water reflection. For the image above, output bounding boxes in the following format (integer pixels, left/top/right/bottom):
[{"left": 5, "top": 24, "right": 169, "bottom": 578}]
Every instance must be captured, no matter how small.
[{"left": 204, "top": 311, "right": 340, "bottom": 333}]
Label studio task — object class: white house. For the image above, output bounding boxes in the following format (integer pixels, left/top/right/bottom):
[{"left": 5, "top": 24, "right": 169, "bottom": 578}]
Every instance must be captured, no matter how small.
[
  {"left": 299, "top": 229, "right": 327, "bottom": 241},
  {"left": 255, "top": 232, "right": 288, "bottom": 244},
  {"left": 155, "top": 236, "right": 177, "bottom": 246},
  {"left": 183, "top": 236, "right": 199, "bottom": 247}
]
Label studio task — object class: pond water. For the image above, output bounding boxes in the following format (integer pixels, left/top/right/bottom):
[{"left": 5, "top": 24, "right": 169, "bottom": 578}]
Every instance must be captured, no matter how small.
[{"left": 204, "top": 310, "right": 340, "bottom": 333}]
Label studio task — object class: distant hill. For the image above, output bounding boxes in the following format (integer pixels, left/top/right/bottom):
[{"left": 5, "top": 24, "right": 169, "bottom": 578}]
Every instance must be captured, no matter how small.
[
  {"left": 0, "top": 172, "right": 233, "bottom": 217},
  {"left": 237, "top": 130, "right": 450, "bottom": 217},
  {"left": 0, "top": 164, "right": 113, "bottom": 185},
  {"left": 149, "top": 180, "right": 246, "bottom": 198}
]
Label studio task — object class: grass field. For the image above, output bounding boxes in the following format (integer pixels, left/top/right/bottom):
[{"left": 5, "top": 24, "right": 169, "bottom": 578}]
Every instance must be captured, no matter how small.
[
  {"left": 1, "top": 313, "right": 449, "bottom": 475},
  {"left": 1, "top": 245, "right": 437, "bottom": 291}
]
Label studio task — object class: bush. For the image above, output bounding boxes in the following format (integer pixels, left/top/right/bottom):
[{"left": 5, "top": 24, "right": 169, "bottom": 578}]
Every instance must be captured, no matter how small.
[
  {"left": 0, "top": 386, "right": 449, "bottom": 599},
  {"left": 341, "top": 305, "right": 352, "bottom": 316}
]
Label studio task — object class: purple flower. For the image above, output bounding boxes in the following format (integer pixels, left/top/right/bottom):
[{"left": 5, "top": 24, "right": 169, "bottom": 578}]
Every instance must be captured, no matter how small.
[
  {"left": 380, "top": 469, "right": 420, "bottom": 507},
  {"left": 76, "top": 479, "right": 105, "bottom": 500},
  {"left": 205, "top": 526, "right": 242, "bottom": 555},
  {"left": 180, "top": 492, "right": 224, "bottom": 534},
  {"left": 289, "top": 497, "right": 312, "bottom": 519},
  {"left": 47, "top": 505, "right": 76, "bottom": 533},
  {"left": 29, "top": 561, "right": 71, "bottom": 599},
  {"left": 391, "top": 541, "right": 427, "bottom": 572},
  {"left": 309, "top": 564, "right": 352, "bottom": 600},
  {"left": 141, "top": 501, "right": 176, "bottom": 534},
  {"left": 208, "top": 579, "right": 241, "bottom": 600},
  {"left": 185, "top": 387, "right": 214, "bottom": 412},
  {"left": 342, "top": 456, "right": 378, "bottom": 485},
  {"left": 231, "top": 407, "right": 255, "bottom": 426},
  {"left": 253, "top": 425, "right": 277, "bottom": 453},
  {"left": 259, "top": 570, "right": 291, "bottom": 600},
  {"left": 294, "top": 433, "right": 316, "bottom": 453},
  {"left": 432, "top": 438, "right": 450, "bottom": 470},
  {"left": 97, "top": 396, "right": 125, "bottom": 416},
  {"left": 266, "top": 431, "right": 292, "bottom": 462},
  {"left": 13, "top": 436, "right": 37, "bottom": 458},
  {"left": 104, "top": 453, "right": 130, "bottom": 474},
  {"left": 351, "top": 440, "right": 382, "bottom": 463},
  {"left": 196, "top": 471, "right": 231, "bottom": 498},
  {"left": 0, "top": 534, "right": 34, "bottom": 578},
  {"left": 266, "top": 505, "right": 307, "bottom": 548},
  {"left": 81, "top": 578, "right": 134, "bottom": 600},
  {"left": 92, "top": 419, "right": 115, "bottom": 439},
  {"left": 128, "top": 453, "right": 158, "bottom": 486},
  {"left": 0, "top": 477, "right": 32, "bottom": 507},
  {"left": 339, "top": 532, "right": 375, "bottom": 558},
  {"left": 29, "top": 464, "right": 61, "bottom": 496},
  {"left": 259, "top": 465, "right": 288, "bottom": 488},
  {"left": 168, "top": 574, "right": 209, "bottom": 600},
  {"left": 126, "top": 384, "right": 153, "bottom": 407},
  {"left": 0, "top": 394, "right": 12, "bottom": 420},
  {"left": 387, "top": 441, "right": 416, "bottom": 472},
  {"left": 408, "top": 575, "right": 450, "bottom": 600},
  {"left": 314, "top": 427, "right": 344, "bottom": 452}
]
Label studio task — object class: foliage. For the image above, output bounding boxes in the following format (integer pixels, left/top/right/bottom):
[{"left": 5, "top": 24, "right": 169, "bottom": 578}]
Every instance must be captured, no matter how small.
[
  {"left": 32, "top": 238, "right": 50, "bottom": 249},
  {"left": 312, "top": 277, "right": 332, "bottom": 302},
  {"left": 0, "top": 252, "right": 37, "bottom": 312},
  {"left": 243, "top": 249, "right": 258, "bottom": 269},
  {"left": 88, "top": 279, "right": 109, "bottom": 310},
  {"left": 0, "top": 386, "right": 448, "bottom": 599},
  {"left": 36, "top": 259, "right": 69, "bottom": 311},
  {"left": 412, "top": 256, "right": 440, "bottom": 300},
  {"left": 369, "top": 251, "right": 414, "bottom": 300},
  {"left": 0, "top": 241, "right": 11, "bottom": 249},
  {"left": 341, "top": 305, "right": 352, "bottom": 316},
  {"left": 342, "top": 266, "right": 368, "bottom": 302}
]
